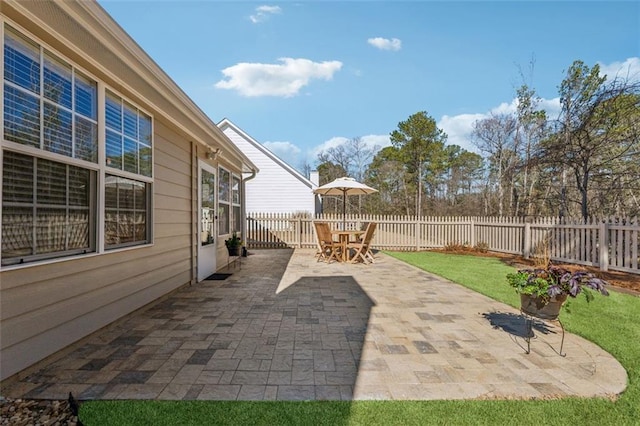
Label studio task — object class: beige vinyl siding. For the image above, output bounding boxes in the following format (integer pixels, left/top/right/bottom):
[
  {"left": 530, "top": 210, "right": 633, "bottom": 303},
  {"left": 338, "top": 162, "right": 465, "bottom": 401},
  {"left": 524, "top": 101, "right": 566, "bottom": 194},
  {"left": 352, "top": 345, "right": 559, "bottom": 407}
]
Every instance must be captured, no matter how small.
[
  {"left": 0, "top": 119, "right": 195, "bottom": 379},
  {"left": 1, "top": 266, "right": 190, "bottom": 381},
  {"left": 0, "top": 1, "right": 255, "bottom": 381}
]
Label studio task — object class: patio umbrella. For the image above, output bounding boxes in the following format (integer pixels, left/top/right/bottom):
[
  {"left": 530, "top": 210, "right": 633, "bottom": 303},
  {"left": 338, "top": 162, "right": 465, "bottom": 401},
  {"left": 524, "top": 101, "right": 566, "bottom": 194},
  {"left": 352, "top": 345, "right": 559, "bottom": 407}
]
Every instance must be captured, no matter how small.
[{"left": 313, "top": 177, "right": 378, "bottom": 228}]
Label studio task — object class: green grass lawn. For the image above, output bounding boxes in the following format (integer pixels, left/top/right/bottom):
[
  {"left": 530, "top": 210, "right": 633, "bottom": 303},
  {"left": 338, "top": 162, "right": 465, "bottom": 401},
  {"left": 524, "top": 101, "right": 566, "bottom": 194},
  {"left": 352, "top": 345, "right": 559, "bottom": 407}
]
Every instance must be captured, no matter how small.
[{"left": 80, "top": 251, "right": 640, "bottom": 426}]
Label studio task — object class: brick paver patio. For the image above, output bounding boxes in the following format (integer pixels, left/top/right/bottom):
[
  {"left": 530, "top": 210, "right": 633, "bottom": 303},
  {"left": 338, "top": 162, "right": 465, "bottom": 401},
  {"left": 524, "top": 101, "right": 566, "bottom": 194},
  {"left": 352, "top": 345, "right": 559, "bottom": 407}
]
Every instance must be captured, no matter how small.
[{"left": 1, "top": 249, "right": 627, "bottom": 401}]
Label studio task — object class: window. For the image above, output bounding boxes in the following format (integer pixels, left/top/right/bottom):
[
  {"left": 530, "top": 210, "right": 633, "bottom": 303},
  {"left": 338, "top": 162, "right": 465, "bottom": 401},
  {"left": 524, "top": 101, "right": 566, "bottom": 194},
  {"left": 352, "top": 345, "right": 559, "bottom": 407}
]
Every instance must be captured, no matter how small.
[
  {"left": 232, "top": 175, "right": 241, "bottom": 233},
  {"left": 104, "top": 175, "right": 149, "bottom": 248},
  {"left": 103, "top": 90, "right": 153, "bottom": 249},
  {"left": 2, "top": 25, "right": 99, "bottom": 266},
  {"left": 105, "top": 90, "right": 152, "bottom": 176},
  {"left": 217, "top": 170, "right": 242, "bottom": 235},
  {"left": 4, "top": 26, "right": 98, "bottom": 162},
  {"left": 200, "top": 169, "right": 215, "bottom": 246},
  {"left": 1, "top": 25, "right": 153, "bottom": 266},
  {"left": 2, "top": 151, "right": 96, "bottom": 265},
  {"left": 217, "top": 167, "right": 230, "bottom": 236}
]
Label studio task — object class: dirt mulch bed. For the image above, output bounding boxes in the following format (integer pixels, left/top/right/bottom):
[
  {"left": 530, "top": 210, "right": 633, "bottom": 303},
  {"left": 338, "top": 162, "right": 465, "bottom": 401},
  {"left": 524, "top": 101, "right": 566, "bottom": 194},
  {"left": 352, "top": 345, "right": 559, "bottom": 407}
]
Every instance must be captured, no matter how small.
[
  {"left": 429, "top": 248, "right": 640, "bottom": 296},
  {"left": 0, "top": 396, "right": 81, "bottom": 426}
]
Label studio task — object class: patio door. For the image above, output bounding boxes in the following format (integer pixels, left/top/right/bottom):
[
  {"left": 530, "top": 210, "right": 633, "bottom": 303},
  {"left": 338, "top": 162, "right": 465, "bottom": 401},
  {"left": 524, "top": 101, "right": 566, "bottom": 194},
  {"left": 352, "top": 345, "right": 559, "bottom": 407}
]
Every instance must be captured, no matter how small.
[{"left": 198, "top": 162, "right": 217, "bottom": 281}]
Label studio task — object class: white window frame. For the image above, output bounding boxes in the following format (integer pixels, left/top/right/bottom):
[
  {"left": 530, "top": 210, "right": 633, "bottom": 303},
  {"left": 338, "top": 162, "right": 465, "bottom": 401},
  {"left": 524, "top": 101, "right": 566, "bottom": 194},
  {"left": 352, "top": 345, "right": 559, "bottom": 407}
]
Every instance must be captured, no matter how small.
[
  {"left": 103, "top": 89, "right": 153, "bottom": 250},
  {"left": 217, "top": 166, "right": 231, "bottom": 236},
  {"left": 232, "top": 173, "right": 241, "bottom": 234},
  {"left": 0, "top": 21, "right": 154, "bottom": 269},
  {"left": 1, "top": 151, "right": 98, "bottom": 265},
  {"left": 199, "top": 166, "right": 216, "bottom": 246}
]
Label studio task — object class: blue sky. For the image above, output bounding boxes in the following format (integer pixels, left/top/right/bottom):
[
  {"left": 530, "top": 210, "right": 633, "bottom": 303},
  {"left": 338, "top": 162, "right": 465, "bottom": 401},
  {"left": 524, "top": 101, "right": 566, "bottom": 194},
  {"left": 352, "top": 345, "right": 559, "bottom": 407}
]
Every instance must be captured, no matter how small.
[{"left": 99, "top": 1, "right": 640, "bottom": 171}]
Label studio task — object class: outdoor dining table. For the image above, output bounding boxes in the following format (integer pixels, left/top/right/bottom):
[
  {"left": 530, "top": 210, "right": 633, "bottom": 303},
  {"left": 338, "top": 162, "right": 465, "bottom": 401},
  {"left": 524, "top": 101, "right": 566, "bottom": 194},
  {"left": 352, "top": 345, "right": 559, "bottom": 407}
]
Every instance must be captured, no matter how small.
[{"left": 331, "top": 230, "right": 364, "bottom": 262}]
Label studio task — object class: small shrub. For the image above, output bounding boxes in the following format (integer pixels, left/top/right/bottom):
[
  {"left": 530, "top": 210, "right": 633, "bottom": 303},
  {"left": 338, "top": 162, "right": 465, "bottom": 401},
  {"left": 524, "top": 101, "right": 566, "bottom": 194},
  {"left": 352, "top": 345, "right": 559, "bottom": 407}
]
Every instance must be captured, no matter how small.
[
  {"left": 443, "top": 241, "right": 471, "bottom": 252},
  {"left": 225, "top": 232, "right": 242, "bottom": 249},
  {"left": 532, "top": 235, "right": 551, "bottom": 268},
  {"left": 474, "top": 241, "right": 489, "bottom": 253}
]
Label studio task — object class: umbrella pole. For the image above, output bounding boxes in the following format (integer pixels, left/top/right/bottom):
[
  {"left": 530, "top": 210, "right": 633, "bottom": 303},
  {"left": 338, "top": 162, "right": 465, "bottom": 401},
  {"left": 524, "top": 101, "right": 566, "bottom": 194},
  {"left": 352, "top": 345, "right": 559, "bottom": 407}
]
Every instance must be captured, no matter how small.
[{"left": 343, "top": 189, "right": 347, "bottom": 230}]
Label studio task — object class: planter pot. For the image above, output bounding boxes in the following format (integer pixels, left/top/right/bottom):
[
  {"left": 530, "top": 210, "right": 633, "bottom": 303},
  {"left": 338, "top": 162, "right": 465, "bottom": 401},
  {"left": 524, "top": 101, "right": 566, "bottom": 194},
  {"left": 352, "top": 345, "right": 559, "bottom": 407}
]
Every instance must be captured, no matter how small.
[
  {"left": 227, "top": 247, "right": 239, "bottom": 257},
  {"left": 520, "top": 293, "right": 568, "bottom": 320}
]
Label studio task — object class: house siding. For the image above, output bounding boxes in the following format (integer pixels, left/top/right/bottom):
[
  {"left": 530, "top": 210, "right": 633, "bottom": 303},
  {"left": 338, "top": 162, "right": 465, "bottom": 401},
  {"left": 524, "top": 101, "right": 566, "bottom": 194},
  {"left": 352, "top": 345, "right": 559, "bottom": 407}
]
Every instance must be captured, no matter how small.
[
  {"left": 0, "top": 1, "right": 256, "bottom": 381},
  {"left": 0, "top": 118, "right": 195, "bottom": 380}
]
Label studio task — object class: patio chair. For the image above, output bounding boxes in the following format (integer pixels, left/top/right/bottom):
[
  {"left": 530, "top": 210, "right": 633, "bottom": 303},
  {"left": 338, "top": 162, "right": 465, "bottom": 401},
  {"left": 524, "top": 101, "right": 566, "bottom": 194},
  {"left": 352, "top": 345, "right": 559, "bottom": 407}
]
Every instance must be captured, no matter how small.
[
  {"left": 314, "top": 221, "right": 342, "bottom": 263},
  {"left": 347, "top": 221, "right": 377, "bottom": 264}
]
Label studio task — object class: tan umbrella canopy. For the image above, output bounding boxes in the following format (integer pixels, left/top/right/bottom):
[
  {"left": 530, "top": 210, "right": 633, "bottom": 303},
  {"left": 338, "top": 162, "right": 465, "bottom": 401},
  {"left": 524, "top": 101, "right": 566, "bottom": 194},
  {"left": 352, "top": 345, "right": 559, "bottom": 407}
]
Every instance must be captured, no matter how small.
[{"left": 313, "top": 177, "right": 378, "bottom": 228}]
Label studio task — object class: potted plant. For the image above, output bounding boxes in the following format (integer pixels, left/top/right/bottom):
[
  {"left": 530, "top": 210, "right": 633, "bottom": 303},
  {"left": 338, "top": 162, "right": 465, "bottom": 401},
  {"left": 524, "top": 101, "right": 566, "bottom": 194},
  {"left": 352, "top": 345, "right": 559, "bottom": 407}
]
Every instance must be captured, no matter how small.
[
  {"left": 506, "top": 265, "right": 610, "bottom": 320},
  {"left": 225, "top": 232, "right": 241, "bottom": 256}
]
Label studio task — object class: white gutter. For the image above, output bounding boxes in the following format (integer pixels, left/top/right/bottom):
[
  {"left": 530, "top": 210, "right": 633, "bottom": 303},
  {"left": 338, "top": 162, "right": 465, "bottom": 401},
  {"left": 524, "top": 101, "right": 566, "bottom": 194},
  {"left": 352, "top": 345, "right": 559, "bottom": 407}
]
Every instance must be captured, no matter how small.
[{"left": 241, "top": 168, "right": 258, "bottom": 246}]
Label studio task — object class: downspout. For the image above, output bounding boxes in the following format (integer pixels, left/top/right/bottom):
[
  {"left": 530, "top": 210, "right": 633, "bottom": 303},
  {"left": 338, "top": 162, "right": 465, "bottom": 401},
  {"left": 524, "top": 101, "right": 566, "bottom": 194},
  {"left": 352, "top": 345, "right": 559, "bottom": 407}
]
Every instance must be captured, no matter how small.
[
  {"left": 190, "top": 141, "right": 198, "bottom": 285},
  {"left": 242, "top": 168, "right": 258, "bottom": 250}
]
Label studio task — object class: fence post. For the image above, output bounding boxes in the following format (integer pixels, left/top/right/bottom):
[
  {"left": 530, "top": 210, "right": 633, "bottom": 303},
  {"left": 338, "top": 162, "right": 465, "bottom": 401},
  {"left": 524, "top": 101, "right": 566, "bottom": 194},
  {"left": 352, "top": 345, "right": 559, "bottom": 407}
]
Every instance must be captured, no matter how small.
[
  {"left": 523, "top": 222, "right": 531, "bottom": 259},
  {"left": 599, "top": 221, "right": 609, "bottom": 271},
  {"left": 297, "top": 217, "right": 302, "bottom": 248},
  {"left": 415, "top": 218, "right": 421, "bottom": 251},
  {"left": 469, "top": 218, "right": 475, "bottom": 247}
]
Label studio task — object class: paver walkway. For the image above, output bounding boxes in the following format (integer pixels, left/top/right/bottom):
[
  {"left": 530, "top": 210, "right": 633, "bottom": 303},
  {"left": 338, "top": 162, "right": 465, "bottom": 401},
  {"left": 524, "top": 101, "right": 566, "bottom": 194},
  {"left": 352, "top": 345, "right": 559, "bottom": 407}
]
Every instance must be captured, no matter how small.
[{"left": 1, "top": 249, "right": 627, "bottom": 401}]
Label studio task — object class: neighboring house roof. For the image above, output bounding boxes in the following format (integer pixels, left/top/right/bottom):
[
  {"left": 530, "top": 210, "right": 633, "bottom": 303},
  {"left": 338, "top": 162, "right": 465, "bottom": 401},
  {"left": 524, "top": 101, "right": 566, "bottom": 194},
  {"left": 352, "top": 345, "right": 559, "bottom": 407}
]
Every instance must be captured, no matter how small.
[
  {"left": 218, "top": 118, "right": 320, "bottom": 214},
  {"left": 7, "top": 0, "right": 256, "bottom": 173},
  {"left": 218, "top": 118, "right": 317, "bottom": 190}
]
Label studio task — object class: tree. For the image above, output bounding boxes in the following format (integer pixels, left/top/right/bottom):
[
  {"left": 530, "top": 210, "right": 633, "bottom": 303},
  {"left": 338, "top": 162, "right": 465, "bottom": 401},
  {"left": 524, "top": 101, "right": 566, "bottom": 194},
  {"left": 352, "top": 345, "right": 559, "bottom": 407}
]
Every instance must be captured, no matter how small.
[
  {"left": 542, "top": 60, "right": 640, "bottom": 220},
  {"left": 365, "top": 146, "right": 411, "bottom": 214},
  {"left": 316, "top": 137, "right": 380, "bottom": 215},
  {"left": 345, "top": 137, "right": 377, "bottom": 181},
  {"left": 514, "top": 83, "right": 548, "bottom": 217},
  {"left": 317, "top": 145, "right": 350, "bottom": 178},
  {"left": 316, "top": 161, "right": 347, "bottom": 214},
  {"left": 472, "top": 114, "right": 518, "bottom": 216},
  {"left": 390, "top": 111, "right": 447, "bottom": 216},
  {"left": 317, "top": 137, "right": 377, "bottom": 181},
  {"left": 444, "top": 147, "right": 484, "bottom": 210},
  {"left": 585, "top": 92, "right": 640, "bottom": 217},
  {"left": 299, "top": 161, "right": 312, "bottom": 180}
]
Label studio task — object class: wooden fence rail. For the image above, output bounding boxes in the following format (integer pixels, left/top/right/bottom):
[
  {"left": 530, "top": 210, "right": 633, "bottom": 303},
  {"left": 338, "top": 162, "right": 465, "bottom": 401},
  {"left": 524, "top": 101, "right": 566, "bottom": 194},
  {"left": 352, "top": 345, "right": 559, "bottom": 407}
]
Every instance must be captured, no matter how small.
[{"left": 245, "top": 213, "right": 639, "bottom": 275}]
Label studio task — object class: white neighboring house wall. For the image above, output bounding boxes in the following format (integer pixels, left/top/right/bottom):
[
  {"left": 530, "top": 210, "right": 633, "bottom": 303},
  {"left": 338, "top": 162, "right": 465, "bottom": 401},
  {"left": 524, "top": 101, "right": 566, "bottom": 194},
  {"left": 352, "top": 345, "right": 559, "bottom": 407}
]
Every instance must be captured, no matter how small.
[{"left": 218, "top": 119, "right": 321, "bottom": 215}]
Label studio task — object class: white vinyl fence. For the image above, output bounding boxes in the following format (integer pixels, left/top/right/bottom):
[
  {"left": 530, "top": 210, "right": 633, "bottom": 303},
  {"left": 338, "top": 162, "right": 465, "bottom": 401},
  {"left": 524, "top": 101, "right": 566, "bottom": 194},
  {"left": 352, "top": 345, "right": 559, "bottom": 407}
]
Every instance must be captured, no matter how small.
[{"left": 245, "top": 213, "right": 639, "bottom": 275}]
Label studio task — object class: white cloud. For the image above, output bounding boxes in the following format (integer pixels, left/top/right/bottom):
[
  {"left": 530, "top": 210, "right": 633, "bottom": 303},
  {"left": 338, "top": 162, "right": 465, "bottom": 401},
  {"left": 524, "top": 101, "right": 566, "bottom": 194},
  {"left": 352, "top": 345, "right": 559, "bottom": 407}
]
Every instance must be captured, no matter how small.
[
  {"left": 438, "top": 96, "right": 562, "bottom": 153},
  {"left": 312, "top": 136, "right": 349, "bottom": 156},
  {"left": 489, "top": 99, "right": 518, "bottom": 115},
  {"left": 263, "top": 141, "right": 302, "bottom": 169},
  {"left": 438, "top": 113, "right": 486, "bottom": 153},
  {"left": 487, "top": 97, "right": 561, "bottom": 120},
  {"left": 249, "top": 5, "right": 282, "bottom": 23},
  {"left": 305, "top": 93, "right": 558, "bottom": 164},
  {"left": 215, "top": 58, "right": 343, "bottom": 97},
  {"left": 311, "top": 134, "right": 390, "bottom": 159},
  {"left": 367, "top": 37, "right": 402, "bottom": 51},
  {"left": 263, "top": 141, "right": 301, "bottom": 156},
  {"left": 437, "top": 58, "right": 639, "bottom": 153},
  {"left": 598, "top": 57, "right": 640, "bottom": 83},
  {"left": 539, "top": 97, "right": 561, "bottom": 120},
  {"left": 361, "top": 134, "right": 391, "bottom": 149}
]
